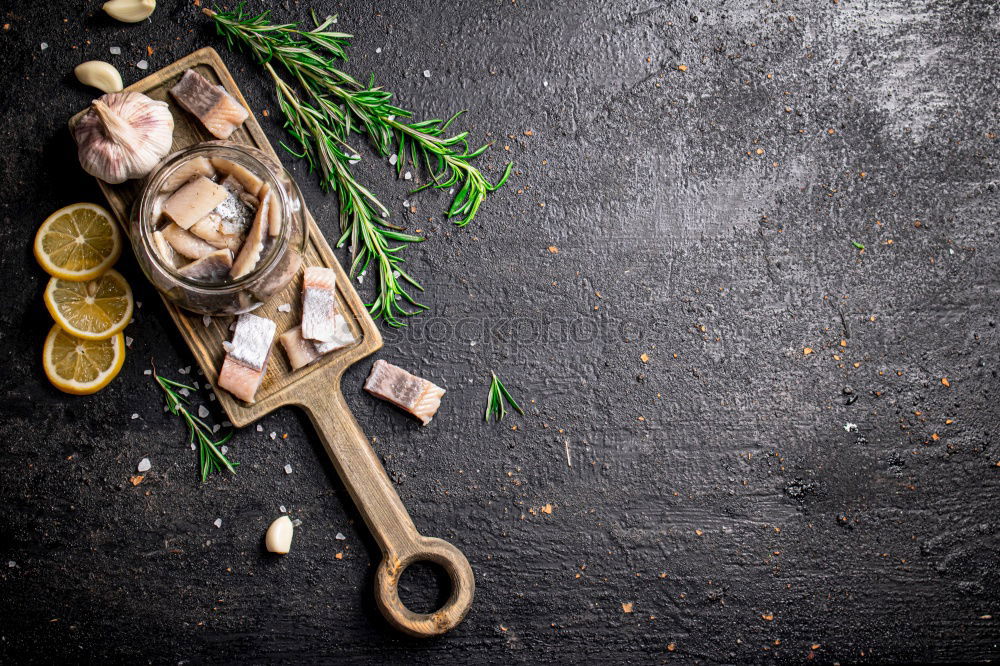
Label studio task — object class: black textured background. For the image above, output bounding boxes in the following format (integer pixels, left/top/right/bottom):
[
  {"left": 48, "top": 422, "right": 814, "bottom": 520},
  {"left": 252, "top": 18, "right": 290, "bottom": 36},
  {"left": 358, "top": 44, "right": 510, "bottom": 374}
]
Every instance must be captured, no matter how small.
[{"left": 1, "top": 1, "right": 999, "bottom": 663}]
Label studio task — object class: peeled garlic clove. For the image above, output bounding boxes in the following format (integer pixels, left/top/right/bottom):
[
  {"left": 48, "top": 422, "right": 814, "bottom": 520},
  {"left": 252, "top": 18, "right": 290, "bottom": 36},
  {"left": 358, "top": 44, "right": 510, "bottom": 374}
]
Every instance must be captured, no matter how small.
[
  {"left": 102, "top": 0, "right": 156, "bottom": 23},
  {"left": 265, "top": 515, "right": 294, "bottom": 554},
  {"left": 73, "top": 91, "right": 174, "bottom": 184},
  {"left": 74, "top": 61, "right": 123, "bottom": 94}
]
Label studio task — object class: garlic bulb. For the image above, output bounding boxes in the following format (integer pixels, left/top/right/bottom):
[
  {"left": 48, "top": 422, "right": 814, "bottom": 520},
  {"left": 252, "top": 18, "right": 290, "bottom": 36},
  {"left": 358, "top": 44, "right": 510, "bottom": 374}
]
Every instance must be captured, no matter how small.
[{"left": 73, "top": 91, "right": 174, "bottom": 184}]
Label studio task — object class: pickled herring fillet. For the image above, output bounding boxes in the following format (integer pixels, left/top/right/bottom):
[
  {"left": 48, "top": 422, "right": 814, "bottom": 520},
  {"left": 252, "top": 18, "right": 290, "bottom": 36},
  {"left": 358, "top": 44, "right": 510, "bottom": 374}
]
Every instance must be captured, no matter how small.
[
  {"left": 301, "top": 266, "right": 338, "bottom": 342},
  {"left": 218, "top": 313, "right": 276, "bottom": 403},
  {"left": 152, "top": 230, "right": 181, "bottom": 268},
  {"left": 162, "top": 175, "right": 229, "bottom": 230},
  {"left": 189, "top": 213, "right": 242, "bottom": 252},
  {"left": 161, "top": 156, "right": 215, "bottom": 193},
  {"left": 279, "top": 317, "right": 355, "bottom": 370},
  {"left": 162, "top": 223, "right": 218, "bottom": 260},
  {"left": 211, "top": 157, "right": 264, "bottom": 195},
  {"left": 176, "top": 248, "right": 233, "bottom": 281},
  {"left": 170, "top": 69, "right": 249, "bottom": 140},
  {"left": 364, "top": 360, "right": 445, "bottom": 426},
  {"left": 230, "top": 192, "right": 268, "bottom": 279}
]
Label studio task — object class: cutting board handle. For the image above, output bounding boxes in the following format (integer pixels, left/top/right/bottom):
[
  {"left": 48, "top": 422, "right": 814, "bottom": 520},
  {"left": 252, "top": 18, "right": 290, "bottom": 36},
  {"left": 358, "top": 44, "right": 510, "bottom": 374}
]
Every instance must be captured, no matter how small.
[{"left": 299, "top": 389, "right": 474, "bottom": 638}]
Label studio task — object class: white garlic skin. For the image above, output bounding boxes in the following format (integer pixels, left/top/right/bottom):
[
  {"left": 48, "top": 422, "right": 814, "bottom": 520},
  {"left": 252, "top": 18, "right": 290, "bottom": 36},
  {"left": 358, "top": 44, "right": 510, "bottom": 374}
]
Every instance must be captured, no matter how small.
[
  {"left": 73, "top": 91, "right": 174, "bottom": 184},
  {"left": 74, "top": 61, "right": 124, "bottom": 94},
  {"left": 265, "top": 515, "right": 294, "bottom": 554},
  {"left": 102, "top": 0, "right": 156, "bottom": 23}
]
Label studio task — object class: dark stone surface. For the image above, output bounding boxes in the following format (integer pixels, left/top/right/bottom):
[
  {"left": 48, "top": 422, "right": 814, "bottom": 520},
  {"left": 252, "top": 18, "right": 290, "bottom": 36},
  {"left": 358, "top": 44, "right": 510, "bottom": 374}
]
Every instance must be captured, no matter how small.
[{"left": 1, "top": 0, "right": 998, "bottom": 663}]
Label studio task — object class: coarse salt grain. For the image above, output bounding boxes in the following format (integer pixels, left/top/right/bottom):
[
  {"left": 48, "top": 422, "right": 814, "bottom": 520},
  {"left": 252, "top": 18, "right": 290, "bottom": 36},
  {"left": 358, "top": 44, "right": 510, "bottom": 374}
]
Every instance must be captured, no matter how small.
[
  {"left": 40, "top": 42, "right": 48, "bottom": 50},
  {"left": 277, "top": 303, "right": 291, "bottom": 313},
  {"left": 7, "top": 561, "right": 15, "bottom": 567},
  {"left": 131, "top": 413, "right": 139, "bottom": 420},
  {"left": 109, "top": 46, "right": 121, "bottom": 55},
  {"left": 125, "top": 336, "right": 133, "bottom": 348},
  {"left": 376, "top": 47, "right": 382, "bottom": 54},
  {"left": 222, "top": 341, "right": 234, "bottom": 353},
  {"left": 137, "top": 458, "right": 151, "bottom": 472},
  {"left": 256, "top": 424, "right": 263, "bottom": 432},
  {"left": 387, "top": 115, "right": 395, "bottom": 121},
  {"left": 423, "top": 69, "right": 431, "bottom": 78},
  {"left": 389, "top": 154, "right": 397, "bottom": 165},
  {"left": 270, "top": 432, "right": 277, "bottom": 440},
  {"left": 179, "top": 388, "right": 190, "bottom": 397},
  {"left": 543, "top": 80, "right": 549, "bottom": 87},
  {"left": 222, "top": 421, "right": 231, "bottom": 428},
  {"left": 212, "top": 424, "right": 220, "bottom": 433},
  {"left": 181, "top": 366, "right": 191, "bottom": 374},
  {"left": 137, "top": 60, "right": 148, "bottom": 70},
  {"left": 203, "top": 315, "right": 212, "bottom": 328},
  {"left": 143, "top": 369, "right": 152, "bottom": 375},
  {"left": 220, "top": 446, "right": 228, "bottom": 455},
  {"left": 280, "top": 505, "right": 287, "bottom": 513},
  {"left": 284, "top": 464, "right": 293, "bottom": 474},
  {"left": 198, "top": 405, "right": 209, "bottom": 418},
  {"left": 335, "top": 532, "right": 346, "bottom": 540},
  {"left": 208, "top": 393, "right": 216, "bottom": 401},
  {"left": 404, "top": 171, "right": 412, "bottom": 180},
  {"left": 213, "top": 518, "right": 222, "bottom": 528}
]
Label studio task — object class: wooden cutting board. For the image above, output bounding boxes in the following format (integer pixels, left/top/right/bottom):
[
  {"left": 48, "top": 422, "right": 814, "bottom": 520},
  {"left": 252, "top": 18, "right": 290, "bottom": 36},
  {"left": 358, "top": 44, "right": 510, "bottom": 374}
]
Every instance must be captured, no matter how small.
[{"left": 68, "top": 47, "right": 473, "bottom": 638}]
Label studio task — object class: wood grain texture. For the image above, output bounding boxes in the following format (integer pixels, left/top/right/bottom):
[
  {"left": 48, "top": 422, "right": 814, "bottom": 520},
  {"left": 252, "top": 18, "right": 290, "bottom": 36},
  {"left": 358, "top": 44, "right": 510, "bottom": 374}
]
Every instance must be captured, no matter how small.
[{"left": 68, "top": 47, "right": 473, "bottom": 638}]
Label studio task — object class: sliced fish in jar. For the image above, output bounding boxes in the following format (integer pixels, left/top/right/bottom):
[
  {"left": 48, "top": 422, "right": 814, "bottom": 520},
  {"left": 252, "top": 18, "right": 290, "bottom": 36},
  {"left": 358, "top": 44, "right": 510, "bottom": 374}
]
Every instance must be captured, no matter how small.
[
  {"left": 162, "top": 175, "right": 229, "bottom": 230},
  {"left": 363, "top": 359, "right": 446, "bottom": 426},
  {"left": 152, "top": 230, "right": 182, "bottom": 268},
  {"left": 301, "top": 266, "right": 338, "bottom": 342},
  {"left": 211, "top": 157, "right": 264, "bottom": 195},
  {"left": 217, "top": 313, "right": 276, "bottom": 403},
  {"left": 161, "top": 156, "right": 215, "bottom": 193},
  {"left": 176, "top": 248, "right": 233, "bottom": 281},
  {"left": 170, "top": 69, "right": 249, "bottom": 140},
  {"left": 162, "top": 223, "right": 219, "bottom": 260},
  {"left": 229, "top": 192, "right": 268, "bottom": 279}
]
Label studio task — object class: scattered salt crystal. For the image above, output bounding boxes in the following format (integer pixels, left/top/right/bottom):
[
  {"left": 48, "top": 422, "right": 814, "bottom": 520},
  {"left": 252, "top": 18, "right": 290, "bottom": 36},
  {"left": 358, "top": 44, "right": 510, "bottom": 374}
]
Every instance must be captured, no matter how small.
[
  {"left": 208, "top": 393, "right": 216, "bottom": 402},
  {"left": 212, "top": 424, "right": 220, "bottom": 433},
  {"left": 222, "top": 341, "right": 234, "bottom": 353},
  {"left": 220, "top": 446, "right": 228, "bottom": 455},
  {"left": 277, "top": 303, "right": 291, "bottom": 313},
  {"left": 7, "top": 561, "right": 15, "bottom": 567},
  {"left": 125, "top": 336, "right": 133, "bottom": 348},
  {"left": 381, "top": 210, "right": 388, "bottom": 217},
  {"left": 109, "top": 46, "right": 121, "bottom": 55},
  {"left": 284, "top": 464, "right": 293, "bottom": 474},
  {"left": 270, "top": 432, "right": 277, "bottom": 440},
  {"left": 213, "top": 518, "right": 222, "bottom": 528},
  {"left": 136, "top": 301, "right": 142, "bottom": 309},
  {"left": 291, "top": 518, "right": 303, "bottom": 527},
  {"left": 222, "top": 421, "right": 231, "bottom": 428},
  {"left": 335, "top": 532, "right": 346, "bottom": 540},
  {"left": 198, "top": 405, "right": 209, "bottom": 419},
  {"left": 191, "top": 443, "right": 196, "bottom": 450},
  {"left": 256, "top": 424, "right": 263, "bottom": 432},
  {"left": 423, "top": 69, "right": 431, "bottom": 78},
  {"left": 375, "top": 47, "right": 382, "bottom": 54},
  {"left": 389, "top": 154, "right": 398, "bottom": 166},
  {"left": 143, "top": 369, "right": 152, "bottom": 375},
  {"left": 203, "top": 315, "right": 212, "bottom": 328},
  {"left": 40, "top": 42, "right": 48, "bottom": 50},
  {"left": 388, "top": 115, "right": 395, "bottom": 121},
  {"left": 844, "top": 423, "right": 859, "bottom": 432},
  {"left": 137, "top": 458, "right": 151, "bottom": 472},
  {"left": 131, "top": 413, "right": 139, "bottom": 420},
  {"left": 136, "top": 60, "right": 148, "bottom": 70},
  {"left": 404, "top": 171, "right": 412, "bottom": 180},
  {"left": 193, "top": 382, "right": 200, "bottom": 389},
  {"left": 449, "top": 188, "right": 454, "bottom": 195},
  {"left": 349, "top": 154, "right": 361, "bottom": 163},
  {"left": 402, "top": 200, "right": 410, "bottom": 207},
  {"left": 470, "top": 340, "right": 476, "bottom": 346},
  {"left": 179, "top": 388, "right": 190, "bottom": 397},
  {"left": 180, "top": 366, "right": 191, "bottom": 375},
  {"left": 129, "top": 318, "right": 134, "bottom": 324},
  {"left": 543, "top": 80, "right": 549, "bottom": 87},
  {"left": 164, "top": 405, "right": 170, "bottom": 412},
  {"left": 279, "top": 505, "right": 287, "bottom": 513}
]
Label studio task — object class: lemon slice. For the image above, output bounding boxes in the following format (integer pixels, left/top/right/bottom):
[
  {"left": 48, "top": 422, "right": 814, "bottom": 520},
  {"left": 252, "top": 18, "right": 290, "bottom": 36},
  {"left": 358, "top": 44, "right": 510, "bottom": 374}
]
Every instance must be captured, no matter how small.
[
  {"left": 42, "top": 325, "right": 125, "bottom": 395},
  {"left": 34, "top": 203, "right": 122, "bottom": 281},
  {"left": 43, "top": 269, "right": 134, "bottom": 341}
]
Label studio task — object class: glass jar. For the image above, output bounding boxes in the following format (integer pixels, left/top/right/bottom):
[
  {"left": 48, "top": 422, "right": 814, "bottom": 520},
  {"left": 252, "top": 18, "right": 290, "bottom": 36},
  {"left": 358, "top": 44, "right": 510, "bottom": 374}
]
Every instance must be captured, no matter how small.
[{"left": 130, "top": 142, "right": 307, "bottom": 315}]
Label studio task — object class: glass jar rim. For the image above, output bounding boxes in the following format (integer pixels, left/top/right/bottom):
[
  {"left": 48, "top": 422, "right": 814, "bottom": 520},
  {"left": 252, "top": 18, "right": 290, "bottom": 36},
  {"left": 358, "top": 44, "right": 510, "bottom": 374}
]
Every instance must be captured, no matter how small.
[{"left": 136, "top": 142, "right": 291, "bottom": 295}]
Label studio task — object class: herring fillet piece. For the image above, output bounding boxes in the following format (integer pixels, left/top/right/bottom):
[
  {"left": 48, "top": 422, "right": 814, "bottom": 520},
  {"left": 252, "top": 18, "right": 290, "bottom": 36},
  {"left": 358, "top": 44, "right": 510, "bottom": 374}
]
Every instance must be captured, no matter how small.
[
  {"left": 211, "top": 157, "right": 264, "bottom": 195},
  {"left": 301, "top": 266, "right": 338, "bottom": 342},
  {"left": 217, "top": 313, "right": 276, "bottom": 403},
  {"left": 161, "top": 223, "right": 218, "bottom": 260},
  {"left": 279, "top": 317, "right": 356, "bottom": 370},
  {"left": 230, "top": 192, "right": 268, "bottom": 279},
  {"left": 152, "top": 230, "right": 181, "bottom": 268},
  {"left": 170, "top": 69, "right": 249, "bottom": 140},
  {"left": 161, "top": 156, "right": 216, "bottom": 193},
  {"left": 189, "top": 213, "right": 243, "bottom": 253},
  {"left": 176, "top": 248, "right": 233, "bottom": 281},
  {"left": 363, "top": 360, "right": 446, "bottom": 426},
  {"left": 162, "top": 176, "right": 229, "bottom": 230}
]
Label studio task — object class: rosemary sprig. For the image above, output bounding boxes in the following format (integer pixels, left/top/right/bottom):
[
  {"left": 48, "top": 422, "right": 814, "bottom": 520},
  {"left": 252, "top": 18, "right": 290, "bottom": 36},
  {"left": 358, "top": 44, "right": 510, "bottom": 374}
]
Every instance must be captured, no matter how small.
[
  {"left": 485, "top": 372, "right": 524, "bottom": 422},
  {"left": 207, "top": 6, "right": 513, "bottom": 226},
  {"left": 152, "top": 365, "right": 237, "bottom": 482}
]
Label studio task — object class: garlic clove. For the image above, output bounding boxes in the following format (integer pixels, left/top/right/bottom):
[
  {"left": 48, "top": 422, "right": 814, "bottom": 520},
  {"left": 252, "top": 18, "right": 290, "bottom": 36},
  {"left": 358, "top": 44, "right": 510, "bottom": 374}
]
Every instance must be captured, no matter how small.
[
  {"left": 102, "top": 0, "right": 156, "bottom": 23},
  {"left": 73, "top": 91, "right": 174, "bottom": 184},
  {"left": 265, "top": 515, "right": 294, "bottom": 554},
  {"left": 74, "top": 61, "right": 124, "bottom": 94}
]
